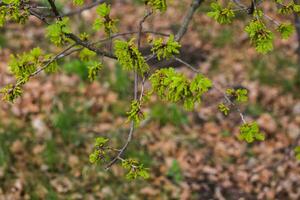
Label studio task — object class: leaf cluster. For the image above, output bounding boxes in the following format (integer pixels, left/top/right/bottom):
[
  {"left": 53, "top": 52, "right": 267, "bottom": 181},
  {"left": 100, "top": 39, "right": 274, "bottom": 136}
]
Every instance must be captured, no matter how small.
[
  {"left": 114, "top": 38, "right": 149, "bottom": 75},
  {"left": 87, "top": 61, "right": 103, "bottom": 82},
  {"left": 226, "top": 88, "right": 248, "bottom": 103},
  {"left": 144, "top": 0, "right": 167, "bottom": 12},
  {"left": 0, "top": 84, "right": 22, "bottom": 102},
  {"left": 126, "top": 100, "right": 145, "bottom": 125},
  {"left": 93, "top": 3, "right": 117, "bottom": 35},
  {"left": 89, "top": 137, "right": 109, "bottom": 164},
  {"left": 73, "top": 0, "right": 84, "bottom": 6},
  {"left": 277, "top": 23, "right": 294, "bottom": 39},
  {"left": 46, "top": 17, "right": 71, "bottom": 46},
  {"left": 207, "top": 2, "right": 235, "bottom": 24},
  {"left": 245, "top": 20, "right": 274, "bottom": 54},
  {"left": 0, "top": 0, "right": 29, "bottom": 27},
  {"left": 122, "top": 158, "right": 150, "bottom": 180},
  {"left": 239, "top": 122, "right": 265, "bottom": 143},
  {"left": 218, "top": 103, "right": 229, "bottom": 116},
  {"left": 149, "top": 68, "right": 212, "bottom": 110},
  {"left": 150, "top": 34, "right": 181, "bottom": 60}
]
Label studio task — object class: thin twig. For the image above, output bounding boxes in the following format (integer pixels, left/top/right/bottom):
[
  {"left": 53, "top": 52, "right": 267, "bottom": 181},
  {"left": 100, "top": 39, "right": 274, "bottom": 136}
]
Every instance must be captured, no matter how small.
[
  {"left": 105, "top": 10, "right": 153, "bottom": 170},
  {"left": 174, "top": 56, "right": 247, "bottom": 124},
  {"left": 7, "top": 44, "right": 76, "bottom": 94},
  {"left": 62, "top": 0, "right": 105, "bottom": 17}
]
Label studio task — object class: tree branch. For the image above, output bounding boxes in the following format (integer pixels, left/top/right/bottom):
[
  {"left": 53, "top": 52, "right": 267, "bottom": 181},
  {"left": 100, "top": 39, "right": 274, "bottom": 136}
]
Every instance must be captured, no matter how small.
[
  {"left": 61, "top": 0, "right": 105, "bottom": 17},
  {"left": 175, "top": 0, "right": 203, "bottom": 42},
  {"left": 105, "top": 10, "right": 153, "bottom": 170}
]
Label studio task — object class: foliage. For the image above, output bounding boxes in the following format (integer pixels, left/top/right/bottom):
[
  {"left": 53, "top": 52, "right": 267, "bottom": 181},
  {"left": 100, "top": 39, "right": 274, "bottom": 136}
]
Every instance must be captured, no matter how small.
[
  {"left": 150, "top": 34, "right": 181, "bottom": 60},
  {"left": 207, "top": 2, "right": 235, "bottom": 24},
  {"left": 239, "top": 122, "right": 265, "bottom": 143},
  {"left": 245, "top": 20, "right": 274, "bottom": 54},
  {"left": 93, "top": 3, "right": 117, "bottom": 35},
  {"left": 0, "top": 0, "right": 29, "bottom": 27},
  {"left": 277, "top": 23, "right": 294, "bottom": 39},
  {"left": 295, "top": 146, "right": 300, "bottom": 161},
  {"left": 2, "top": 0, "right": 295, "bottom": 180},
  {"left": 46, "top": 17, "right": 71, "bottom": 46},
  {"left": 0, "top": 84, "right": 22, "bottom": 102},
  {"left": 226, "top": 88, "right": 248, "bottom": 103},
  {"left": 114, "top": 38, "right": 149, "bottom": 75},
  {"left": 88, "top": 61, "right": 103, "bottom": 81},
  {"left": 122, "top": 158, "right": 150, "bottom": 180},
  {"left": 149, "top": 68, "right": 212, "bottom": 110},
  {"left": 144, "top": 0, "right": 167, "bottom": 12},
  {"left": 218, "top": 103, "right": 229, "bottom": 116},
  {"left": 89, "top": 137, "right": 110, "bottom": 164},
  {"left": 127, "top": 100, "right": 145, "bottom": 125},
  {"left": 73, "top": 0, "right": 84, "bottom": 6}
]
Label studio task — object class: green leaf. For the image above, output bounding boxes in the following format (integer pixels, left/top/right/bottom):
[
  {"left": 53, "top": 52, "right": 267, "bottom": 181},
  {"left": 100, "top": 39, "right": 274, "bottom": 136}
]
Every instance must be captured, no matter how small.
[
  {"left": 93, "top": 3, "right": 117, "bottom": 35},
  {"left": 150, "top": 34, "right": 181, "bottom": 60},
  {"left": 88, "top": 61, "right": 103, "bottom": 81},
  {"left": 149, "top": 68, "right": 212, "bottom": 110},
  {"left": 145, "top": 0, "right": 167, "bottom": 12},
  {"left": 126, "top": 100, "right": 144, "bottom": 125},
  {"left": 89, "top": 137, "right": 109, "bottom": 164},
  {"left": 0, "top": 84, "right": 22, "bottom": 102},
  {"left": 207, "top": 2, "right": 235, "bottom": 24},
  {"left": 114, "top": 38, "right": 149, "bottom": 75},
  {"left": 73, "top": 0, "right": 84, "bottom": 6},
  {"left": 122, "top": 158, "right": 150, "bottom": 180},
  {"left": 46, "top": 17, "right": 71, "bottom": 46},
  {"left": 218, "top": 103, "right": 229, "bottom": 116},
  {"left": 277, "top": 23, "right": 294, "bottom": 39},
  {"left": 245, "top": 20, "right": 274, "bottom": 54},
  {"left": 236, "top": 89, "right": 248, "bottom": 103},
  {"left": 239, "top": 122, "right": 265, "bottom": 143}
]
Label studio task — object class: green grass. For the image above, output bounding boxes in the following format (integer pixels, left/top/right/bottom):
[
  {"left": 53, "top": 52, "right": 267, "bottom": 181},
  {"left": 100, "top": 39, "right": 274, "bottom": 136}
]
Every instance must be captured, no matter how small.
[
  {"left": 150, "top": 103, "right": 188, "bottom": 126},
  {"left": 111, "top": 64, "right": 132, "bottom": 100},
  {"left": 212, "top": 28, "right": 233, "bottom": 48},
  {"left": 61, "top": 59, "right": 89, "bottom": 81},
  {"left": 51, "top": 94, "right": 94, "bottom": 145},
  {"left": 167, "top": 159, "right": 183, "bottom": 184},
  {"left": 0, "top": 123, "right": 22, "bottom": 167}
]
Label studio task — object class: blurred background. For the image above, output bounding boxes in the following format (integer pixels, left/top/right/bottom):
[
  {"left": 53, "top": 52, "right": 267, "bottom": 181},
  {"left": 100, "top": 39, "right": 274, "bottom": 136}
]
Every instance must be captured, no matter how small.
[{"left": 1, "top": 0, "right": 300, "bottom": 199}]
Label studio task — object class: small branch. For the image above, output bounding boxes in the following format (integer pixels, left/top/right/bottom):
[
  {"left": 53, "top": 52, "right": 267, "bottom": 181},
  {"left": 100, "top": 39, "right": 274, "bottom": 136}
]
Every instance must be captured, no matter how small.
[
  {"left": 105, "top": 10, "right": 153, "bottom": 170},
  {"left": 61, "top": 0, "right": 105, "bottom": 17},
  {"left": 7, "top": 44, "right": 76, "bottom": 94},
  {"left": 137, "top": 10, "right": 153, "bottom": 48},
  {"left": 174, "top": 56, "right": 247, "bottom": 124},
  {"left": 47, "top": 0, "right": 62, "bottom": 20},
  {"left": 175, "top": 0, "right": 203, "bottom": 42}
]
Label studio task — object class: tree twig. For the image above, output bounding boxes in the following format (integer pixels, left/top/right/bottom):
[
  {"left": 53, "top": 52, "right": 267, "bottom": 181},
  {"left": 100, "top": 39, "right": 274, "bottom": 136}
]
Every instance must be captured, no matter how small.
[{"left": 105, "top": 10, "right": 153, "bottom": 170}]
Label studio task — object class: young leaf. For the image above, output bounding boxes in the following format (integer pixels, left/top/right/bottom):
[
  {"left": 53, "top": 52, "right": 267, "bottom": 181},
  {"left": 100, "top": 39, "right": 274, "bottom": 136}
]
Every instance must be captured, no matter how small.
[
  {"left": 145, "top": 0, "right": 167, "bottom": 12},
  {"left": 150, "top": 34, "right": 181, "bottom": 60},
  {"left": 88, "top": 61, "right": 103, "bottom": 81},
  {"left": 114, "top": 39, "right": 149, "bottom": 75},
  {"left": 46, "top": 17, "right": 71, "bottom": 46},
  {"left": 245, "top": 20, "right": 274, "bottom": 54},
  {"left": 277, "top": 23, "right": 294, "bottom": 39},
  {"left": 239, "top": 122, "right": 265, "bottom": 143},
  {"left": 207, "top": 2, "right": 235, "bottom": 24}
]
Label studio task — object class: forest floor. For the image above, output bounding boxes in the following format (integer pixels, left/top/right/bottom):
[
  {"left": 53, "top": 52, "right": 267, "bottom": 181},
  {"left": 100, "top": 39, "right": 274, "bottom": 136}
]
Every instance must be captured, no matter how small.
[{"left": 1, "top": 0, "right": 300, "bottom": 199}]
